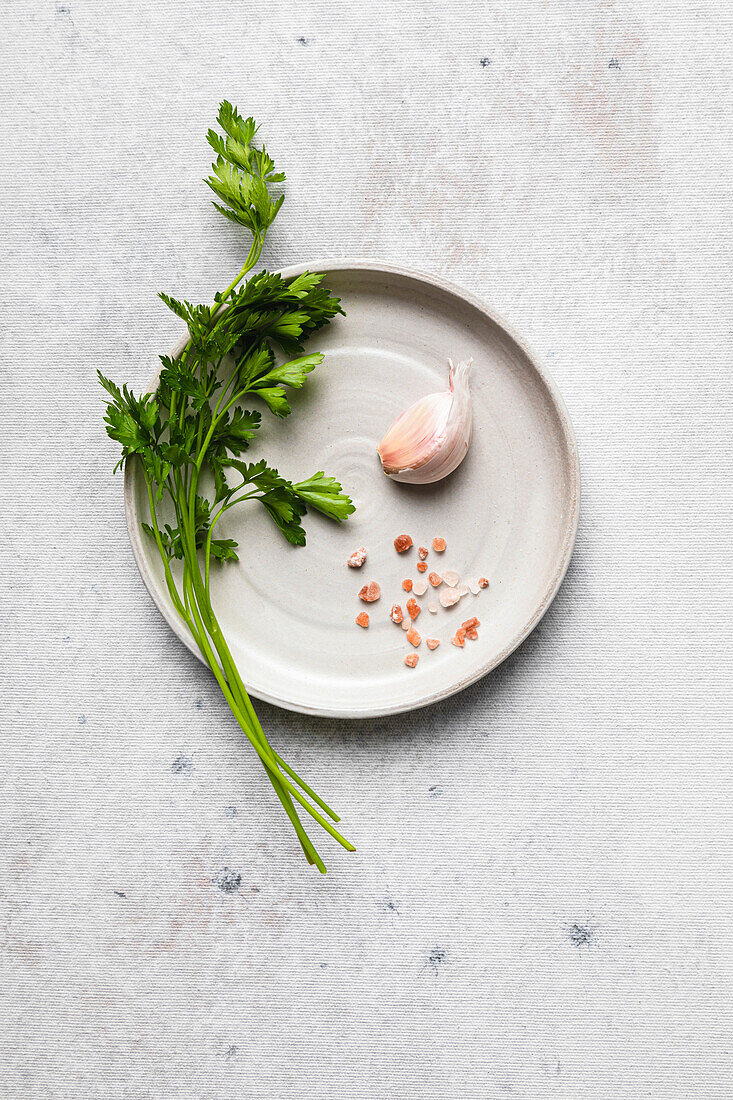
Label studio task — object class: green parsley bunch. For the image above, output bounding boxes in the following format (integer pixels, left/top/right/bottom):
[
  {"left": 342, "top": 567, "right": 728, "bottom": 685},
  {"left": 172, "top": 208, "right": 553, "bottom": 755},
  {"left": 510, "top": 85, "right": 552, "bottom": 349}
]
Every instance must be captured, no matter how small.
[{"left": 100, "top": 102, "right": 355, "bottom": 872}]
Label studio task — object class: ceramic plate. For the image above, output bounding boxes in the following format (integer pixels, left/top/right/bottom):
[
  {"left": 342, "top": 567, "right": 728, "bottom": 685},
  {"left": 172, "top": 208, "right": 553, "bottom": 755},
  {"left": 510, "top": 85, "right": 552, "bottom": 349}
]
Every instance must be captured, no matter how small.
[{"left": 125, "top": 261, "right": 580, "bottom": 717}]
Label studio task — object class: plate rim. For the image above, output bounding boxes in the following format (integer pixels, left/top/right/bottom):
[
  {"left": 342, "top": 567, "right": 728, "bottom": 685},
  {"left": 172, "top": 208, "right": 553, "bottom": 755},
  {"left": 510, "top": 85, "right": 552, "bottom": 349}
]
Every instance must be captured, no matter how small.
[{"left": 124, "top": 258, "right": 581, "bottom": 718}]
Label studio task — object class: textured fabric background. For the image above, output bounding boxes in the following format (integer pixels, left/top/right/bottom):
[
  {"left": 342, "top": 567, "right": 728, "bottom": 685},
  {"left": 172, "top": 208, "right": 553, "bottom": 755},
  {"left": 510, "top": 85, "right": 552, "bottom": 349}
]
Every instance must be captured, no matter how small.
[{"left": 2, "top": 2, "right": 732, "bottom": 1097}]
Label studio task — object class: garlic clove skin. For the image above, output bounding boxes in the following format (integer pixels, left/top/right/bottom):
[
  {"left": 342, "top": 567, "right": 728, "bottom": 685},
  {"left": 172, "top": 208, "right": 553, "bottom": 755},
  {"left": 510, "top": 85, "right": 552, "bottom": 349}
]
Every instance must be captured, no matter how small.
[{"left": 377, "top": 359, "right": 472, "bottom": 484}]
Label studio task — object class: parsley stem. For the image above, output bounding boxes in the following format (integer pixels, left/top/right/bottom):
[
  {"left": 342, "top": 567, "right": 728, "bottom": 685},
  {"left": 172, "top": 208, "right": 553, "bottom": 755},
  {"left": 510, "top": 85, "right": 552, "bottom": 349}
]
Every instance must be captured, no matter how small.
[
  {"left": 212, "top": 636, "right": 354, "bottom": 851},
  {"left": 180, "top": 516, "right": 353, "bottom": 856},
  {"left": 198, "top": 507, "right": 340, "bottom": 827},
  {"left": 177, "top": 233, "right": 265, "bottom": 374},
  {"left": 269, "top": 751, "right": 342, "bottom": 823},
  {"left": 144, "top": 474, "right": 188, "bottom": 622},
  {"left": 182, "top": 566, "right": 326, "bottom": 869},
  {"left": 217, "top": 233, "right": 263, "bottom": 304}
]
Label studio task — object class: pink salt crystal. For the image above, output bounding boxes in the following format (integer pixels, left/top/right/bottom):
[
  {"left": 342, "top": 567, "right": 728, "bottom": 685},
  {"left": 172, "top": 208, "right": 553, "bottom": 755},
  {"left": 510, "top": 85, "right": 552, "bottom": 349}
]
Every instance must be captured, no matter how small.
[
  {"left": 406, "top": 627, "right": 421, "bottom": 648},
  {"left": 404, "top": 653, "right": 419, "bottom": 668},
  {"left": 418, "top": 546, "right": 428, "bottom": 560},
  {"left": 347, "top": 547, "right": 367, "bottom": 568},
  {"left": 426, "top": 638, "right": 440, "bottom": 650},
  {"left": 358, "top": 581, "right": 381, "bottom": 603},
  {"left": 478, "top": 576, "right": 489, "bottom": 589},
  {"left": 439, "top": 587, "right": 461, "bottom": 608},
  {"left": 355, "top": 612, "right": 369, "bottom": 628},
  {"left": 390, "top": 603, "right": 404, "bottom": 624},
  {"left": 432, "top": 537, "right": 446, "bottom": 552}
]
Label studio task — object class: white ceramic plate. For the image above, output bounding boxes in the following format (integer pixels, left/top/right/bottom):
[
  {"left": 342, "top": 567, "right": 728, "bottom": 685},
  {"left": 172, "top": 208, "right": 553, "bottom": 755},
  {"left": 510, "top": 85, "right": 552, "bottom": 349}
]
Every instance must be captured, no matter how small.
[{"left": 125, "top": 261, "right": 579, "bottom": 717}]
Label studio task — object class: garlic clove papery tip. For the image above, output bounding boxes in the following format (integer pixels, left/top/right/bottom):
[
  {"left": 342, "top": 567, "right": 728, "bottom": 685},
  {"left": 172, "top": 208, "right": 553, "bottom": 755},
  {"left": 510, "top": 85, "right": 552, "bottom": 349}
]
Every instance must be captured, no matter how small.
[{"left": 377, "top": 358, "right": 473, "bottom": 485}]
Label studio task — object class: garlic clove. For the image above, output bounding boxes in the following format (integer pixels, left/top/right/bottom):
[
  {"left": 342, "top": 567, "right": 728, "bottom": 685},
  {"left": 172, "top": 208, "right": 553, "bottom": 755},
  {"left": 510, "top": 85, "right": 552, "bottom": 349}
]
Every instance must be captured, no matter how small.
[{"left": 377, "top": 359, "right": 472, "bottom": 484}]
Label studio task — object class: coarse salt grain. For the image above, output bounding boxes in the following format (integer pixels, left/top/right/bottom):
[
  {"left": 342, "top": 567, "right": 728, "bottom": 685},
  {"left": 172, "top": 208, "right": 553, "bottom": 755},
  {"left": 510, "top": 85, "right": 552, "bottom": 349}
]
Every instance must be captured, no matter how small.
[
  {"left": 428, "top": 601, "right": 438, "bottom": 614},
  {"left": 457, "top": 582, "right": 469, "bottom": 596},
  {"left": 394, "top": 534, "right": 413, "bottom": 553},
  {"left": 404, "top": 653, "right": 419, "bottom": 667},
  {"left": 401, "top": 618, "right": 411, "bottom": 632},
  {"left": 442, "top": 570, "right": 460, "bottom": 588},
  {"left": 465, "top": 626, "right": 478, "bottom": 640},
  {"left": 428, "top": 571, "right": 442, "bottom": 587},
  {"left": 402, "top": 578, "right": 413, "bottom": 592},
  {"left": 418, "top": 546, "right": 428, "bottom": 560},
  {"left": 439, "top": 587, "right": 461, "bottom": 608},
  {"left": 358, "top": 581, "right": 381, "bottom": 602},
  {"left": 461, "top": 617, "right": 480, "bottom": 630},
  {"left": 406, "top": 597, "right": 420, "bottom": 620},
  {"left": 426, "top": 638, "right": 440, "bottom": 650},
  {"left": 406, "top": 627, "right": 421, "bottom": 647},
  {"left": 451, "top": 630, "right": 466, "bottom": 648},
  {"left": 347, "top": 547, "right": 367, "bottom": 568},
  {"left": 416, "top": 561, "right": 427, "bottom": 573},
  {"left": 432, "top": 537, "right": 446, "bottom": 552},
  {"left": 355, "top": 612, "right": 369, "bottom": 628},
  {"left": 466, "top": 577, "right": 480, "bottom": 595},
  {"left": 412, "top": 578, "right": 428, "bottom": 596},
  {"left": 390, "top": 603, "right": 404, "bottom": 624},
  {"left": 478, "top": 577, "right": 489, "bottom": 588}
]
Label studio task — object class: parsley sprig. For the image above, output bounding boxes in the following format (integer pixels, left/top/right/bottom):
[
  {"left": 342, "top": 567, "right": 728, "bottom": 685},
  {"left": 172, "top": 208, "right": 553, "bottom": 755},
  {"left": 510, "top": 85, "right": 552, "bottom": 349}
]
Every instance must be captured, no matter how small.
[{"left": 100, "top": 103, "right": 355, "bottom": 872}]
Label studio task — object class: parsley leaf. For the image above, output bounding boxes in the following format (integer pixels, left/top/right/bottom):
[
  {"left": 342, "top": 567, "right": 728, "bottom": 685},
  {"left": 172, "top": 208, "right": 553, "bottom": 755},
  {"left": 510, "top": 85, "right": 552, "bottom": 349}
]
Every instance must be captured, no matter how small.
[
  {"left": 211, "top": 407, "right": 261, "bottom": 455},
  {"left": 209, "top": 538, "right": 240, "bottom": 563},
  {"left": 252, "top": 386, "right": 291, "bottom": 418},
  {"left": 205, "top": 101, "right": 284, "bottom": 234},
  {"left": 294, "top": 472, "right": 357, "bottom": 521}
]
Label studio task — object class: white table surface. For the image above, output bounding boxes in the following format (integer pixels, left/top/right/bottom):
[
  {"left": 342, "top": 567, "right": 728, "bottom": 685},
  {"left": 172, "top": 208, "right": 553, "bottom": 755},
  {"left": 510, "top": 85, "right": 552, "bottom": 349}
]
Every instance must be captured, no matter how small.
[{"left": 2, "top": 2, "right": 732, "bottom": 1097}]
